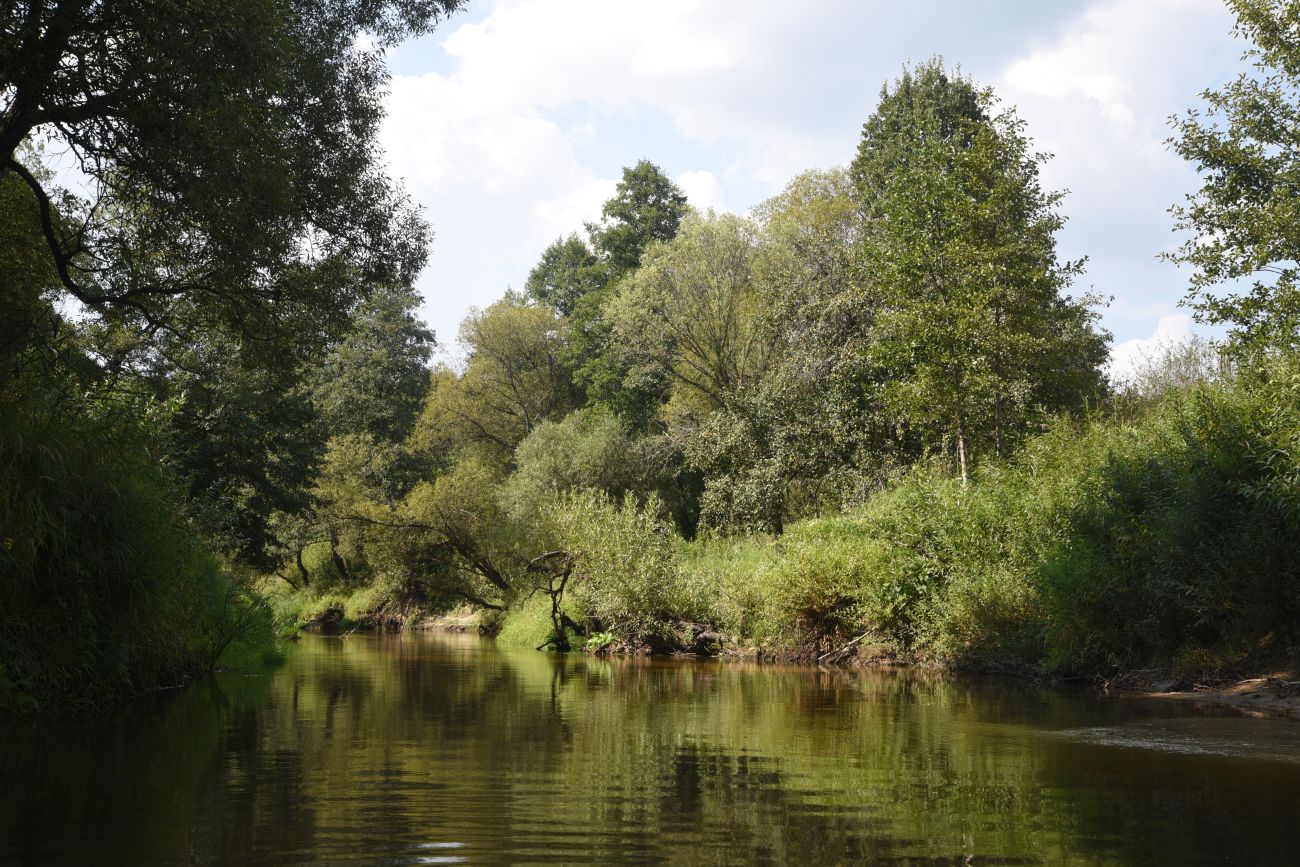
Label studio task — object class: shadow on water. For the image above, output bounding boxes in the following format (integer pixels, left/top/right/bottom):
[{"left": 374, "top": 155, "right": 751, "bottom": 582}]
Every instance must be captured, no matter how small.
[{"left": 2, "top": 632, "right": 1299, "bottom": 864}]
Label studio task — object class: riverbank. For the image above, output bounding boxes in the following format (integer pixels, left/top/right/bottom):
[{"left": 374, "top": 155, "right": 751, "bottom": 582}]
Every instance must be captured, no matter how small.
[
  {"left": 305, "top": 609, "right": 1300, "bottom": 721},
  {"left": 1118, "top": 672, "right": 1300, "bottom": 719},
  {"left": 263, "top": 374, "right": 1300, "bottom": 721}
]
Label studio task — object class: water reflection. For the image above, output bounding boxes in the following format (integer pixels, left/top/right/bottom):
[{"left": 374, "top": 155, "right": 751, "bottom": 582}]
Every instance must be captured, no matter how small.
[{"left": 2, "top": 633, "right": 1298, "bottom": 864}]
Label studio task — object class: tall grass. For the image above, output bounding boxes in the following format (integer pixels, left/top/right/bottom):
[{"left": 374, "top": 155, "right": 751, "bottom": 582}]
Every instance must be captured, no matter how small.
[{"left": 694, "top": 377, "right": 1300, "bottom": 675}]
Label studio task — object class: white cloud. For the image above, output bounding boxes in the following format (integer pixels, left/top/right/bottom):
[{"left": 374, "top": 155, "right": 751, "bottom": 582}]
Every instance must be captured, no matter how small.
[
  {"left": 996, "top": 0, "right": 1238, "bottom": 343},
  {"left": 380, "top": 70, "right": 614, "bottom": 347},
  {"left": 676, "top": 170, "right": 728, "bottom": 214},
  {"left": 1107, "top": 313, "right": 1194, "bottom": 384},
  {"left": 381, "top": 0, "right": 857, "bottom": 349},
  {"left": 380, "top": 0, "right": 1245, "bottom": 357}
]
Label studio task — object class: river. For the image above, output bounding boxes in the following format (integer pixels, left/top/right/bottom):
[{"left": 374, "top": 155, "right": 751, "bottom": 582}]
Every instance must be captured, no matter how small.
[{"left": 2, "top": 632, "right": 1298, "bottom": 864}]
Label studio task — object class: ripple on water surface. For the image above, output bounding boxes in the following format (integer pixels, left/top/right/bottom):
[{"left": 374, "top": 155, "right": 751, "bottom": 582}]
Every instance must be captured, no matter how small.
[{"left": 1, "top": 632, "right": 1299, "bottom": 865}]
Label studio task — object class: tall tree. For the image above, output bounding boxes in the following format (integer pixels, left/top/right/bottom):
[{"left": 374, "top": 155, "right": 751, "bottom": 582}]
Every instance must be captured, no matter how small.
[
  {"left": 689, "top": 169, "right": 885, "bottom": 533},
  {"left": 851, "top": 60, "right": 1107, "bottom": 483},
  {"left": 524, "top": 160, "right": 690, "bottom": 426},
  {"left": 575, "top": 162, "right": 688, "bottom": 422},
  {"left": 588, "top": 160, "right": 690, "bottom": 278},
  {"left": 1168, "top": 0, "right": 1300, "bottom": 350},
  {"left": 148, "top": 326, "right": 323, "bottom": 568}
]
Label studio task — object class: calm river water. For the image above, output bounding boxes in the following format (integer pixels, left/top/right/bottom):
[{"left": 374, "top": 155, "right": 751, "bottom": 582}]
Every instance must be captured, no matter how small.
[{"left": 2, "top": 632, "right": 1299, "bottom": 864}]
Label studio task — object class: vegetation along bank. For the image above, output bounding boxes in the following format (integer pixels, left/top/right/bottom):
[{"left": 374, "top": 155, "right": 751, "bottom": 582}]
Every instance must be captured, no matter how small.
[{"left": 3, "top": 0, "right": 1300, "bottom": 713}]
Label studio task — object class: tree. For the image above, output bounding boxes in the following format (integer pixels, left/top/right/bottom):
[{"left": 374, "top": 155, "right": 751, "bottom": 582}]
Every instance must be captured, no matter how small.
[
  {"left": 314, "top": 284, "right": 435, "bottom": 443},
  {"left": 588, "top": 160, "right": 690, "bottom": 278},
  {"left": 524, "top": 234, "right": 604, "bottom": 316},
  {"left": 1, "top": 0, "right": 462, "bottom": 336},
  {"left": 0, "top": 165, "right": 61, "bottom": 388},
  {"left": 559, "top": 161, "right": 690, "bottom": 424},
  {"left": 149, "top": 327, "right": 323, "bottom": 568},
  {"left": 1168, "top": 0, "right": 1300, "bottom": 350},
  {"left": 750, "top": 169, "right": 892, "bottom": 494},
  {"left": 608, "top": 212, "right": 774, "bottom": 415},
  {"left": 851, "top": 61, "right": 987, "bottom": 208},
  {"left": 290, "top": 287, "right": 435, "bottom": 585},
  {"left": 499, "top": 407, "right": 636, "bottom": 521},
  {"left": 682, "top": 171, "right": 882, "bottom": 533},
  {"left": 851, "top": 60, "right": 1107, "bottom": 483},
  {"left": 419, "top": 294, "right": 578, "bottom": 465}
]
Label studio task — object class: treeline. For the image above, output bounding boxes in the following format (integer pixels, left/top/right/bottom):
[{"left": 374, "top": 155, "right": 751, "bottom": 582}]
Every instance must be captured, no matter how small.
[
  {"left": 5, "top": 0, "right": 1300, "bottom": 712},
  {"left": 271, "top": 13, "right": 1300, "bottom": 681},
  {"left": 270, "top": 60, "right": 1108, "bottom": 612}
]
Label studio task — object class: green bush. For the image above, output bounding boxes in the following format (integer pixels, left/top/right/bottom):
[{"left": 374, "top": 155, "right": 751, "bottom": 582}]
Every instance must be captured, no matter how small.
[
  {"left": 1038, "top": 383, "right": 1300, "bottom": 673},
  {"left": 667, "top": 367, "right": 1300, "bottom": 676},
  {"left": 500, "top": 407, "right": 634, "bottom": 522},
  {"left": 542, "top": 490, "right": 700, "bottom": 639},
  {"left": 676, "top": 534, "right": 779, "bottom": 639}
]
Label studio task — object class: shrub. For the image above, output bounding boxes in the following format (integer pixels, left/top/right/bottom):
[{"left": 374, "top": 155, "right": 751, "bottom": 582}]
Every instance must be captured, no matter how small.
[
  {"left": 500, "top": 408, "right": 635, "bottom": 521},
  {"left": 541, "top": 490, "right": 699, "bottom": 639},
  {"left": 679, "top": 370, "right": 1300, "bottom": 676},
  {"left": 1038, "top": 384, "right": 1300, "bottom": 672},
  {"left": 676, "top": 534, "right": 779, "bottom": 639}
]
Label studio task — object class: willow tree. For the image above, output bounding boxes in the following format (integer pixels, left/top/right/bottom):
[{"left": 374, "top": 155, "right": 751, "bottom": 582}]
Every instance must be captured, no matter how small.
[
  {"left": 420, "top": 294, "right": 578, "bottom": 467},
  {"left": 608, "top": 212, "right": 774, "bottom": 415},
  {"left": 851, "top": 60, "right": 1107, "bottom": 483},
  {"left": 1, "top": 0, "right": 463, "bottom": 341}
]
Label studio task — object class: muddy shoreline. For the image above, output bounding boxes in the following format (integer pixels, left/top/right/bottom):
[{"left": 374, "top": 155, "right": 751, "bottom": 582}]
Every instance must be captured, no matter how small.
[{"left": 1118, "top": 674, "right": 1300, "bottom": 719}]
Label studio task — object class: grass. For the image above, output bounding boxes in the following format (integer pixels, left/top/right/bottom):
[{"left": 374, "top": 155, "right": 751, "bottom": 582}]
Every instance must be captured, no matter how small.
[{"left": 495, "top": 592, "right": 558, "bottom": 649}]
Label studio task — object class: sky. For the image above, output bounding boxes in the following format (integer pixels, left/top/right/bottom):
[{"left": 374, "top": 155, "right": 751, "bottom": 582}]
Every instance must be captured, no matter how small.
[{"left": 377, "top": 0, "right": 1247, "bottom": 374}]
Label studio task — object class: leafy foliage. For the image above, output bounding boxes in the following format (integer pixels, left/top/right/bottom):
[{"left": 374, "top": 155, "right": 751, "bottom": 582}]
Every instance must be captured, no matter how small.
[
  {"left": 1168, "top": 0, "right": 1300, "bottom": 349},
  {"left": 1, "top": 0, "right": 463, "bottom": 336},
  {"left": 541, "top": 491, "right": 700, "bottom": 639},
  {"left": 314, "top": 284, "right": 434, "bottom": 443},
  {"left": 853, "top": 59, "right": 1108, "bottom": 481},
  {"left": 0, "top": 391, "right": 278, "bottom": 713}
]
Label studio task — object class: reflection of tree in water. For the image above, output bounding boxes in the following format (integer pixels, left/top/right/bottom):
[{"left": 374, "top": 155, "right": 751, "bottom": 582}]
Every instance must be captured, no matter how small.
[
  {"left": 653, "top": 741, "right": 908, "bottom": 864},
  {"left": 4, "top": 634, "right": 1300, "bottom": 864}
]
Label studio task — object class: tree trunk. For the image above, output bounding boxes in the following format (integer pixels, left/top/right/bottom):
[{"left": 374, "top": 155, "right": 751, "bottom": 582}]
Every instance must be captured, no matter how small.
[
  {"left": 956, "top": 417, "right": 969, "bottom": 487},
  {"left": 993, "top": 302, "right": 1004, "bottom": 458},
  {"left": 295, "top": 545, "right": 311, "bottom": 588},
  {"left": 329, "top": 529, "right": 352, "bottom": 583}
]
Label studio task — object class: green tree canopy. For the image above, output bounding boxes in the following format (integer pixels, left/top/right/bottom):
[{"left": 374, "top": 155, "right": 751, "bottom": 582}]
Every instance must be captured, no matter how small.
[
  {"left": 548, "top": 160, "right": 691, "bottom": 424},
  {"left": 1168, "top": 0, "right": 1300, "bottom": 350},
  {"left": 1, "top": 0, "right": 462, "bottom": 337},
  {"left": 525, "top": 234, "right": 604, "bottom": 317},
  {"left": 314, "top": 285, "right": 435, "bottom": 444},
  {"left": 608, "top": 212, "right": 774, "bottom": 416},
  {"left": 851, "top": 60, "right": 987, "bottom": 211},
  {"left": 851, "top": 59, "right": 1107, "bottom": 482},
  {"left": 588, "top": 160, "right": 690, "bottom": 278},
  {"left": 419, "top": 294, "right": 578, "bottom": 465}
]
